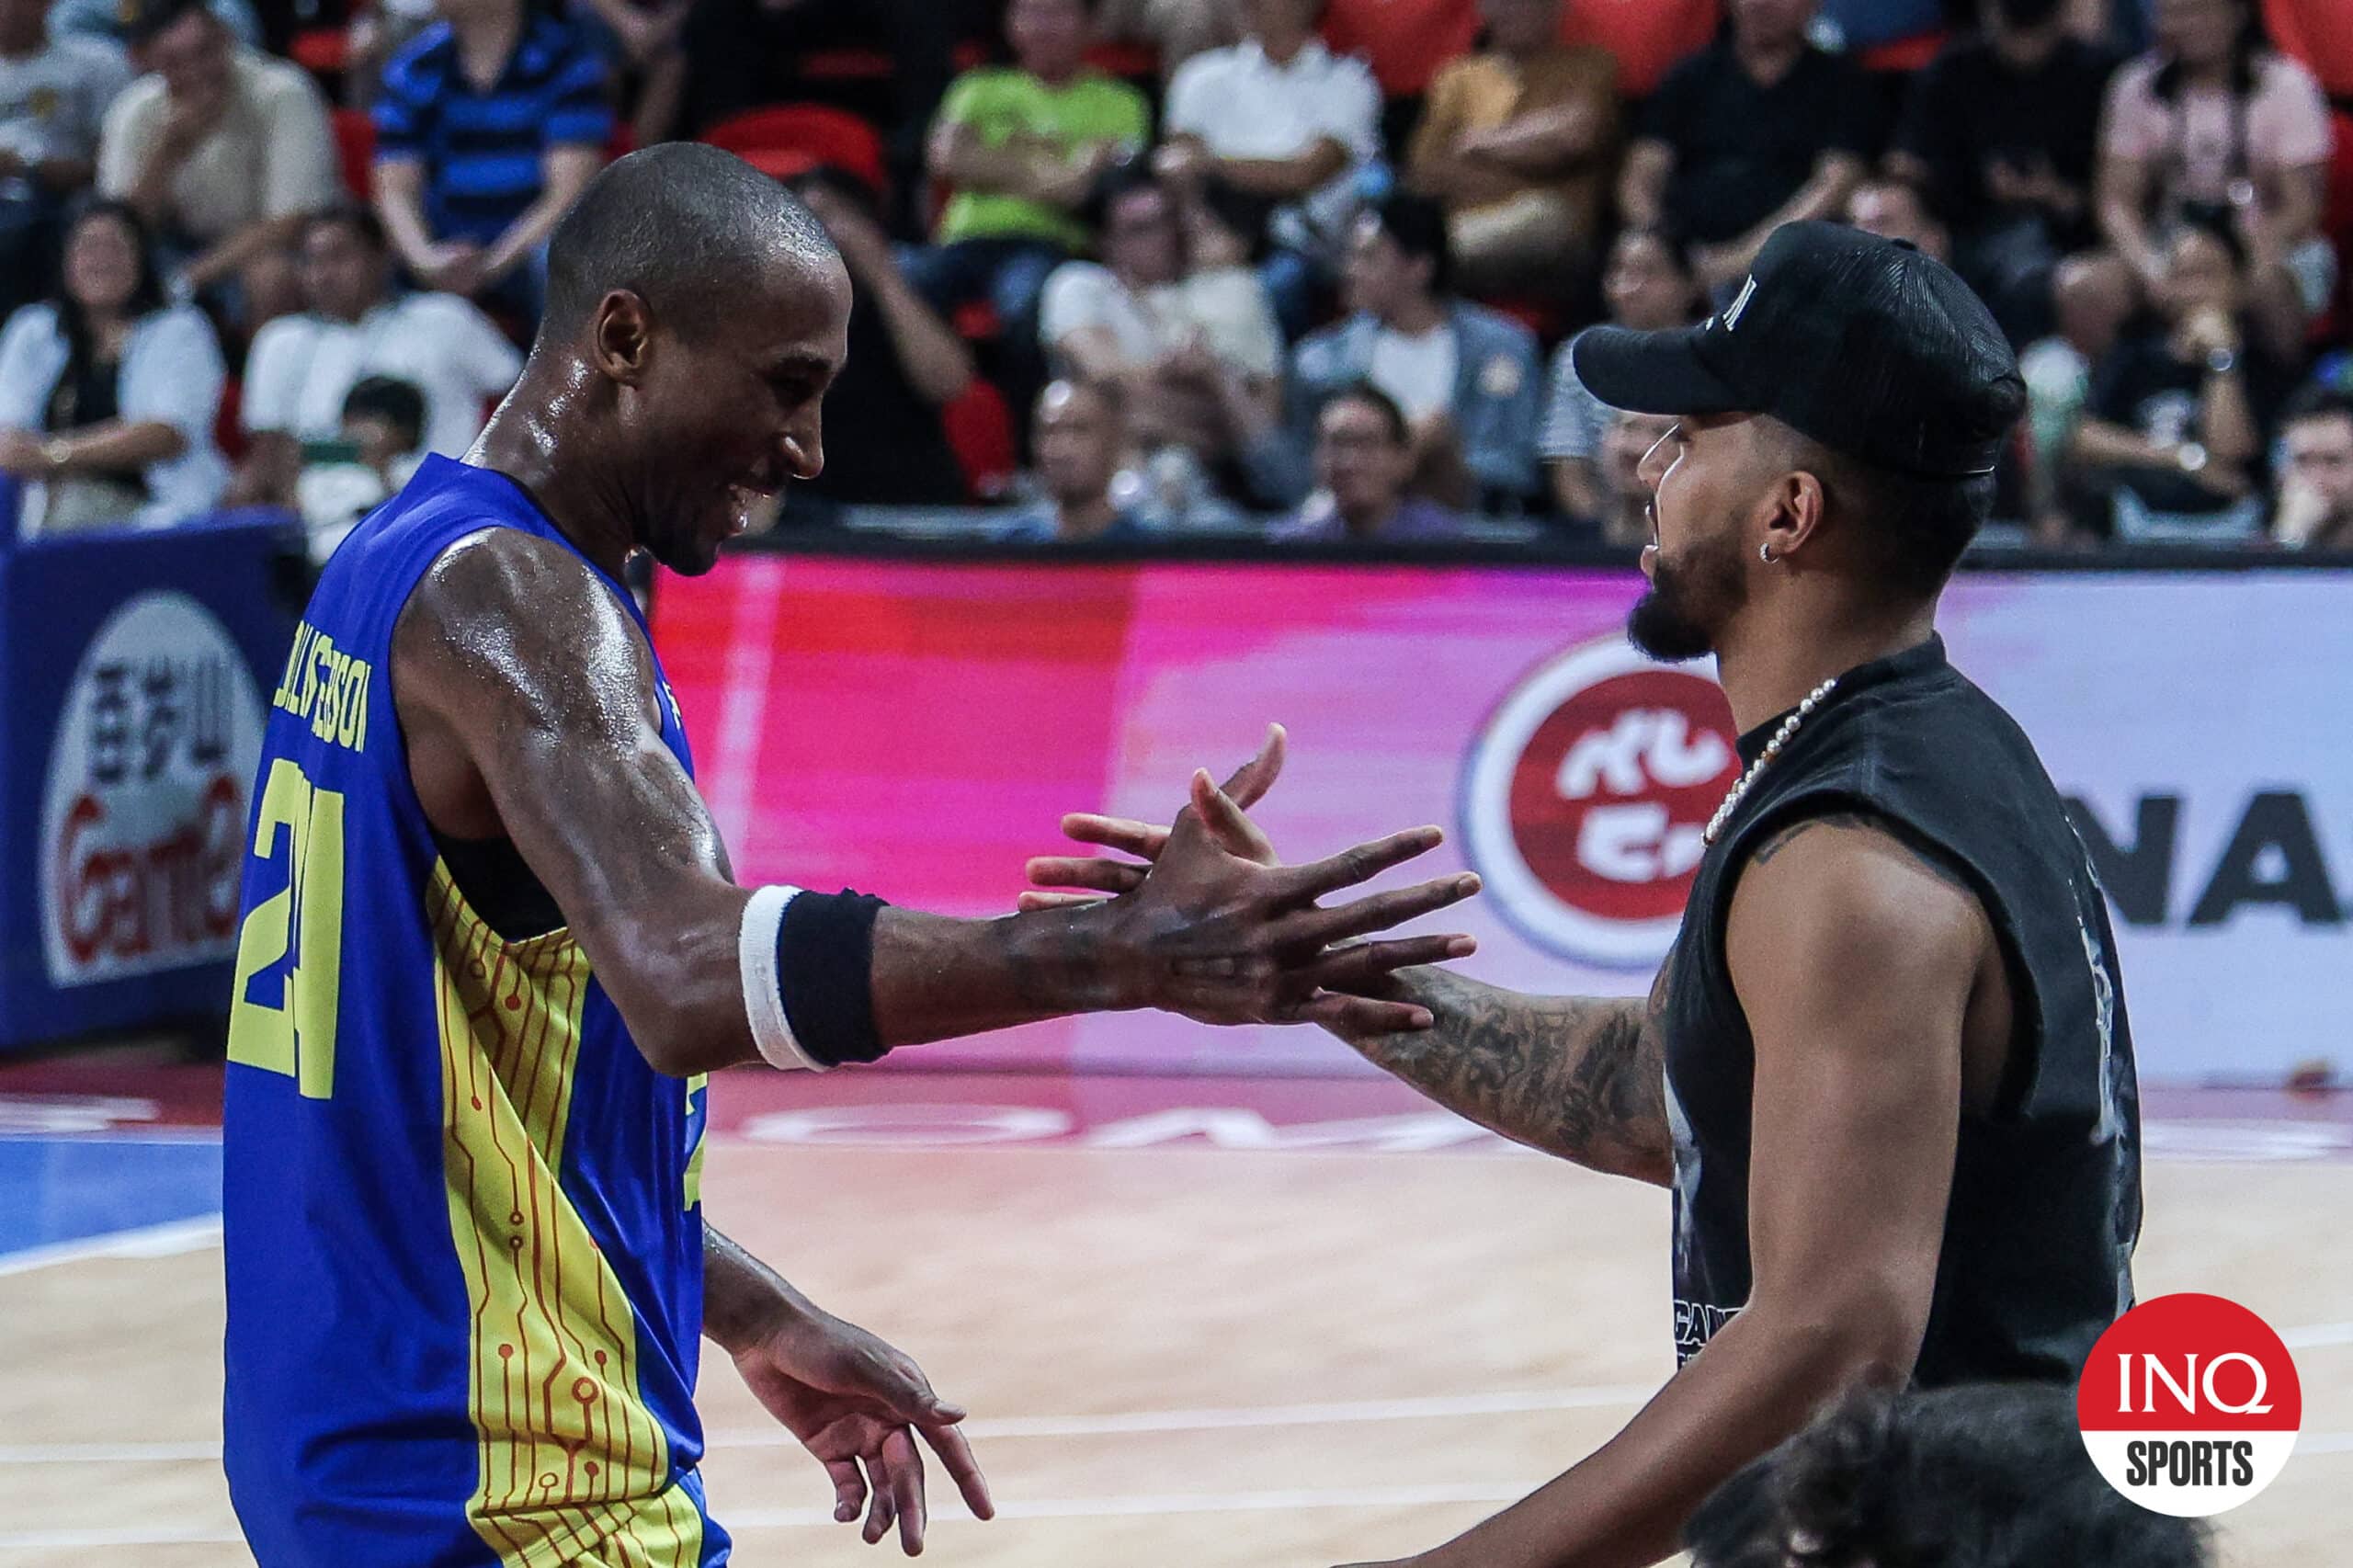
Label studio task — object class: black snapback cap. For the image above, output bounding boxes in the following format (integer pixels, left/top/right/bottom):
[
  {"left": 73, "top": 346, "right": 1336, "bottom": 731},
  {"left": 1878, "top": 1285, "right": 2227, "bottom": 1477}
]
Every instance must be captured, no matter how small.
[{"left": 1570, "top": 221, "right": 2024, "bottom": 481}]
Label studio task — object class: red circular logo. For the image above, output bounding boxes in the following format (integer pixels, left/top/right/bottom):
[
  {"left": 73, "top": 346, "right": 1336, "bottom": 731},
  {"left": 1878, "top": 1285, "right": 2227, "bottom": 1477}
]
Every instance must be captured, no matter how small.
[
  {"left": 2077, "top": 1292, "right": 2302, "bottom": 1517},
  {"left": 1464, "top": 639, "right": 1738, "bottom": 966}
]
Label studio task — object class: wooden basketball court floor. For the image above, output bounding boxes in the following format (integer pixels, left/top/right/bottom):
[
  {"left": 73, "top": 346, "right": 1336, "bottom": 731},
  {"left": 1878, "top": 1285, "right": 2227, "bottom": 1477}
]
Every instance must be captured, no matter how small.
[{"left": 1, "top": 1065, "right": 2347, "bottom": 1567}]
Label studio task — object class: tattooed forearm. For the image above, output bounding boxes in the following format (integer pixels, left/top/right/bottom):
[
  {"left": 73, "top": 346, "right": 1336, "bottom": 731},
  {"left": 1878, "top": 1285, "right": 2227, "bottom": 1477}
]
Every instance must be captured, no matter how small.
[{"left": 1326, "top": 968, "right": 1672, "bottom": 1187}]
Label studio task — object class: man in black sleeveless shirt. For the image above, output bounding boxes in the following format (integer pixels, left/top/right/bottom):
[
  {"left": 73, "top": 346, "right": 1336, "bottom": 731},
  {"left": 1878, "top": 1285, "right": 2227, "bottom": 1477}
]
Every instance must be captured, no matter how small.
[{"left": 1028, "top": 221, "right": 2143, "bottom": 1568}]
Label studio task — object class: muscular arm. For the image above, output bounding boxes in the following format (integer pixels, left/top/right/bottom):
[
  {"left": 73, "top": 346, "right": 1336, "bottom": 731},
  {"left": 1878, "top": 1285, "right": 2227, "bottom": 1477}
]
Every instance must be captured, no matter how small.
[
  {"left": 704, "top": 1221, "right": 820, "bottom": 1351},
  {"left": 1324, "top": 969, "right": 1670, "bottom": 1187},
  {"left": 391, "top": 529, "right": 1139, "bottom": 1074},
  {"left": 393, "top": 534, "right": 1469, "bottom": 1077},
  {"left": 1400, "top": 815, "right": 1984, "bottom": 1568}
]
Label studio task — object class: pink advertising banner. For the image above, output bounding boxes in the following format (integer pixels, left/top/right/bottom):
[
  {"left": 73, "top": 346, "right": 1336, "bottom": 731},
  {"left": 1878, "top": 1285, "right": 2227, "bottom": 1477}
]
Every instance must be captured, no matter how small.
[{"left": 654, "top": 557, "right": 2353, "bottom": 1084}]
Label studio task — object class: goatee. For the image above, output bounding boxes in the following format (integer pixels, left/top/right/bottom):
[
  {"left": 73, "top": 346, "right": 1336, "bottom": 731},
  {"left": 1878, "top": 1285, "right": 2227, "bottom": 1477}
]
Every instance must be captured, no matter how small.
[
  {"left": 1628, "top": 542, "right": 1742, "bottom": 661},
  {"left": 1627, "top": 584, "right": 1716, "bottom": 661}
]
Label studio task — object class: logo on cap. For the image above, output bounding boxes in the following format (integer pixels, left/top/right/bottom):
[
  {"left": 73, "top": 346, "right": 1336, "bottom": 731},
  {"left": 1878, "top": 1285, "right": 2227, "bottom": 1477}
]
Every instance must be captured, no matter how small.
[
  {"left": 2076, "top": 1292, "right": 2302, "bottom": 1517},
  {"left": 1721, "top": 274, "right": 1757, "bottom": 333},
  {"left": 1461, "top": 637, "right": 1738, "bottom": 967}
]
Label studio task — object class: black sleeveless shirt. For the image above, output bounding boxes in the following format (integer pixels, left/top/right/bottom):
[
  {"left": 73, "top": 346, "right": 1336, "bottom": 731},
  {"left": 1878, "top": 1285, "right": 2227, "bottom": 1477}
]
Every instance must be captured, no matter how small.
[{"left": 1661, "top": 634, "right": 2142, "bottom": 1388}]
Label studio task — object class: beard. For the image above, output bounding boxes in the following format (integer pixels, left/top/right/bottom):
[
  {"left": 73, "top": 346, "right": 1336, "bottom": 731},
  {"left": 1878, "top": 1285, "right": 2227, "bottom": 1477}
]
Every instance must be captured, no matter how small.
[{"left": 1628, "top": 528, "right": 1746, "bottom": 662}]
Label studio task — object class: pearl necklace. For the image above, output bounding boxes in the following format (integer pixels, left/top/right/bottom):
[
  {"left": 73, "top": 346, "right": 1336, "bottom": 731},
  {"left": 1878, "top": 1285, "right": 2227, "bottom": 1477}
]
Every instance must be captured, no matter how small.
[{"left": 1702, "top": 676, "right": 1839, "bottom": 846}]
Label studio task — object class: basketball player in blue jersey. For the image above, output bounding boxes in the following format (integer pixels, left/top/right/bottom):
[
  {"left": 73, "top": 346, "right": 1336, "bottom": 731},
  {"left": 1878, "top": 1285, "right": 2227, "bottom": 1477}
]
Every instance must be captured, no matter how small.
[
  {"left": 220, "top": 142, "right": 1482, "bottom": 1568},
  {"left": 1029, "top": 222, "right": 2143, "bottom": 1568}
]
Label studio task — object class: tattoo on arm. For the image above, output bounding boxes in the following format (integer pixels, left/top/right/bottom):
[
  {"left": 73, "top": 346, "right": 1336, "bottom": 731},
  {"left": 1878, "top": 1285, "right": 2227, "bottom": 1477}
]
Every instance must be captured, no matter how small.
[
  {"left": 1748, "top": 810, "right": 1978, "bottom": 899},
  {"left": 1331, "top": 968, "right": 1673, "bottom": 1187}
]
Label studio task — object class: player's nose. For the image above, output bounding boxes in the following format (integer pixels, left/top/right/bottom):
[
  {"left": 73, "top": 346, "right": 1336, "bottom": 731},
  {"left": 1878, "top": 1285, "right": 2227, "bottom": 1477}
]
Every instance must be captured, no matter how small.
[{"left": 780, "top": 416, "right": 824, "bottom": 483}]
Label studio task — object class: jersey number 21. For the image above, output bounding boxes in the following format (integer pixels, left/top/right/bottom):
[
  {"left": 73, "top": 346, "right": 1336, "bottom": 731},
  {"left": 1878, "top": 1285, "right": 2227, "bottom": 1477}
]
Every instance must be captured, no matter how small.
[{"left": 226, "top": 758, "right": 346, "bottom": 1097}]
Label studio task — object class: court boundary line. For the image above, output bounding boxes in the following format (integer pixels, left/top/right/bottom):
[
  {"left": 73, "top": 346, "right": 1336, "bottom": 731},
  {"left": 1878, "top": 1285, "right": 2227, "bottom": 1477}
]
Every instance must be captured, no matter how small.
[
  {"left": 0, "top": 1384, "right": 1664, "bottom": 1466},
  {"left": 6, "top": 1374, "right": 2350, "bottom": 1467},
  {"left": 0, "top": 1215, "right": 222, "bottom": 1278},
  {"left": 10, "top": 1455, "right": 2353, "bottom": 1551}
]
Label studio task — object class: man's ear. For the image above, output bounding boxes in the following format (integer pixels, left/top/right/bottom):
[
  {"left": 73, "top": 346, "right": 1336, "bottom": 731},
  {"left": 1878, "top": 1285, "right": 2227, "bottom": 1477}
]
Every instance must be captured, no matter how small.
[
  {"left": 1766, "top": 467, "right": 1828, "bottom": 562},
  {"left": 590, "top": 290, "right": 654, "bottom": 387}
]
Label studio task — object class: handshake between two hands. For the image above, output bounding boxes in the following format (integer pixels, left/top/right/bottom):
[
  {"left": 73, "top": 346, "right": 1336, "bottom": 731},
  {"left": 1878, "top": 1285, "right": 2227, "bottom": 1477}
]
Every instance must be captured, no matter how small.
[
  {"left": 1019, "top": 722, "right": 1485, "bottom": 1039},
  {"left": 734, "top": 725, "right": 1483, "bottom": 1562}
]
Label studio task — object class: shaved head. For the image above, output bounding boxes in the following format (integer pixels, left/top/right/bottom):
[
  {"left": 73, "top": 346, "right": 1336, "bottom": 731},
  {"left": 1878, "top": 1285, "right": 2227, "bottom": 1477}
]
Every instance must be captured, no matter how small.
[
  {"left": 520, "top": 142, "right": 852, "bottom": 576},
  {"left": 540, "top": 142, "right": 840, "bottom": 347}
]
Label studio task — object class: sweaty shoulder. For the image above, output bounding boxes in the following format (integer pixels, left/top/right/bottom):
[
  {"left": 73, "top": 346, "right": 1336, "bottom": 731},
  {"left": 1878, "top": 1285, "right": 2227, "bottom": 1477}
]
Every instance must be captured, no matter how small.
[
  {"left": 394, "top": 528, "right": 655, "bottom": 727},
  {"left": 391, "top": 527, "right": 661, "bottom": 836}
]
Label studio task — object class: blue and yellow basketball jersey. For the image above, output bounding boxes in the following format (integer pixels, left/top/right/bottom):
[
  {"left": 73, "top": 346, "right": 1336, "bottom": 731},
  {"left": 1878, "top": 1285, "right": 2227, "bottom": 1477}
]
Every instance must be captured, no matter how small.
[{"left": 222, "top": 456, "right": 726, "bottom": 1568}]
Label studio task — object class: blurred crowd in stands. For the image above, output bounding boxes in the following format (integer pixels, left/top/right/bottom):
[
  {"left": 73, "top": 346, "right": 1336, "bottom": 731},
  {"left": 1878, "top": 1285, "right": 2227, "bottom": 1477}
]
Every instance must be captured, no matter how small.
[{"left": 2, "top": 0, "right": 2349, "bottom": 553}]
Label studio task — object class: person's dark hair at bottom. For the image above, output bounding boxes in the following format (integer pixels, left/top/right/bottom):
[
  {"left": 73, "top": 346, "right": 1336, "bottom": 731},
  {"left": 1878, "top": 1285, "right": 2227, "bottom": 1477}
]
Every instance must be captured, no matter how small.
[
  {"left": 1685, "top": 1383, "right": 2211, "bottom": 1568},
  {"left": 1990, "top": 0, "right": 2067, "bottom": 28},
  {"left": 342, "top": 376, "right": 427, "bottom": 453},
  {"left": 1322, "top": 380, "right": 1409, "bottom": 447}
]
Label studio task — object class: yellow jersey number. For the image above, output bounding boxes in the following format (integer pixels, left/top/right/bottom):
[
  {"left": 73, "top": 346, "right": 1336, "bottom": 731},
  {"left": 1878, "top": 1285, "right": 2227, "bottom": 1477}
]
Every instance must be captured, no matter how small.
[{"left": 226, "top": 758, "right": 347, "bottom": 1098}]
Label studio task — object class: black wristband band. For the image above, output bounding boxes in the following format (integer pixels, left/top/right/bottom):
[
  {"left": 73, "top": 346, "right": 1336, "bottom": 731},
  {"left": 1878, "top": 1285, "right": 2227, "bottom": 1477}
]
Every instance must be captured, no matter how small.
[{"left": 774, "top": 889, "right": 889, "bottom": 1066}]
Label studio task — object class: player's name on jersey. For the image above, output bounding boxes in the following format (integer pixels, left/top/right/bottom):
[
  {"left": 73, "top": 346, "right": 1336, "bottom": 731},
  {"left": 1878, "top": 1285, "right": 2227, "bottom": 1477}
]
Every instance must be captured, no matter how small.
[{"left": 270, "top": 621, "right": 373, "bottom": 755}]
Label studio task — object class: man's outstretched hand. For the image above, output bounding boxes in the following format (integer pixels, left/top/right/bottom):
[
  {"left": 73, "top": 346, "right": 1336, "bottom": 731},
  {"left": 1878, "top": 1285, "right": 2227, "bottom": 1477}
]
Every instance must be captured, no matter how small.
[
  {"left": 1028, "top": 725, "right": 1480, "bottom": 1031},
  {"left": 731, "top": 1307, "right": 995, "bottom": 1555}
]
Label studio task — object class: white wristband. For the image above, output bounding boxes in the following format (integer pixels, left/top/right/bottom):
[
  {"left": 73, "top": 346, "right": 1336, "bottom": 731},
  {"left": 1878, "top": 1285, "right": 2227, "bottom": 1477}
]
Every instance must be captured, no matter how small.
[{"left": 739, "top": 884, "right": 824, "bottom": 1072}]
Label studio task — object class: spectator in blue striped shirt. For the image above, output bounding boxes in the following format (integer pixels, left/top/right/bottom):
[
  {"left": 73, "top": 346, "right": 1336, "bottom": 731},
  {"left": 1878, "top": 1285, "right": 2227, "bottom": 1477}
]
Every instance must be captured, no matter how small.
[{"left": 371, "top": 0, "right": 610, "bottom": 324}]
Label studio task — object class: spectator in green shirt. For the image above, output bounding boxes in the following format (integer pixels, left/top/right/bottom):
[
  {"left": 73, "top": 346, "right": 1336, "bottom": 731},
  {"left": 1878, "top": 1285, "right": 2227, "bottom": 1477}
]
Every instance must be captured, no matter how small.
[{"left": 910, "top": 0, "right": 1148, "bottom": 426}]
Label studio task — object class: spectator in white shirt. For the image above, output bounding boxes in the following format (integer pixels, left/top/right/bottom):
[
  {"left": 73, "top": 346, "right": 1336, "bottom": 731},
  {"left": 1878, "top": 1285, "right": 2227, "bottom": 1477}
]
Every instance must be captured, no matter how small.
[
  {"left": 230, "top": 204, "right": 520, "bottom": 507},
  {"left": 0, "top": 0, "right": 131, "bottom": 315},
  {"left": 1040, "top": 168, "right": 1283, "bottom": 494},
  {"left": 0, "top": 196, "right": 226, "bottom": 533},
  {"left": 96, "top": 0, "right": 336, "bottom": 327},
  {"left": 1156, "top": 0, "right": 1380, "bottom": 335},
  {"left": 1283, "top": 189, "right": 1542, "bottom": 509}
]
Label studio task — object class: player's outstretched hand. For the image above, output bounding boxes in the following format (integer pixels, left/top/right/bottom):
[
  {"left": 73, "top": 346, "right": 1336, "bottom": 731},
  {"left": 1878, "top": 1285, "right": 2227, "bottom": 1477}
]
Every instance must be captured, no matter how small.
[
  {"left": 731, "top": 1309, "right": 995, "bottom": 1555},
  {"left": 1028, "top": 726, "right": 1481, "bottom": 1032}
]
